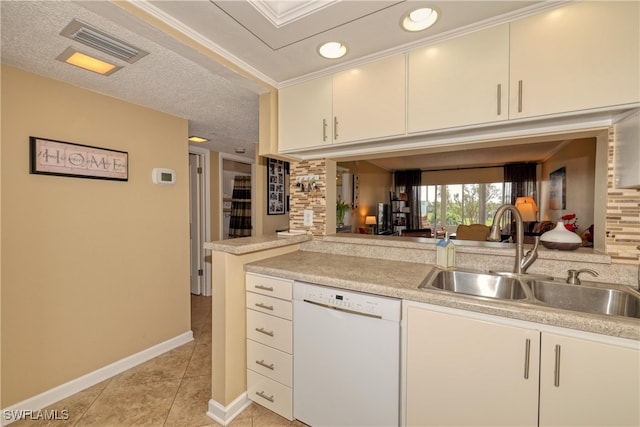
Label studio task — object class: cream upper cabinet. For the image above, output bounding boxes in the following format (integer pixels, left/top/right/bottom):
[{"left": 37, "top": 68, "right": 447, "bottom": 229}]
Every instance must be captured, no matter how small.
[
  {"left": 539, "top": 332, "right": 640, "bottom": 427},
  {"left": 278, "top": 76, "right": 332, "bottom": 151},
  {"left": 408, "top": 24, "right": 509, "bottom": 133},
  {"left": 509, "top": 1, "right": 640, "bottom": 119},
  {"left": 406, "top": 306, "right": 540, "bottom": 427},
  {"left": 332, "top": 54, "right": 406, "bottom": 143}
]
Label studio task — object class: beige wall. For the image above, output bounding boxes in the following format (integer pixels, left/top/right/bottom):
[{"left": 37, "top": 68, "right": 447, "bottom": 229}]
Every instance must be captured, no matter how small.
[
  {"left": 1, "top": 66, "right": 191, "bottom": 406},
  {"left": 540, "top": 138, "right": 596, "bottom": 233}
]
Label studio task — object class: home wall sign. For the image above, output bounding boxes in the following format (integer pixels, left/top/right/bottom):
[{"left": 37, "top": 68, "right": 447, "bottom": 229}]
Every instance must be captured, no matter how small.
[{"left": 30, "top": 136, "right": 128, "bottom": 181}]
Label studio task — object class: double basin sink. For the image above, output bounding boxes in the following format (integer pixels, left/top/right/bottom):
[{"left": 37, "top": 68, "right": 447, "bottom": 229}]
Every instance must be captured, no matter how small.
[{"left": 419, "top": 269, "right": 640, "bottom": 319}]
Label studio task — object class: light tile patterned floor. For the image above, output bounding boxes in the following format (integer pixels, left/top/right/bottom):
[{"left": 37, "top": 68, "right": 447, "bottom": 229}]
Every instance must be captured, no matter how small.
[{"left": 11, "top": 295, "right": 303, "bottom": 427}]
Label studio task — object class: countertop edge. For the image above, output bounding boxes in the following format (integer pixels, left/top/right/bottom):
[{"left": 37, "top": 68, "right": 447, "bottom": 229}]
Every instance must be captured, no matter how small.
[{"left": 204, "top": 234, "right": 312, "bottom": 254}]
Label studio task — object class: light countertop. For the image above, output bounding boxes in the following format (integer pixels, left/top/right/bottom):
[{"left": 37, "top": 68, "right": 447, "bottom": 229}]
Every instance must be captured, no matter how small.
[{"left": 245, "top": 250, "right": 640, "bottom": 341}]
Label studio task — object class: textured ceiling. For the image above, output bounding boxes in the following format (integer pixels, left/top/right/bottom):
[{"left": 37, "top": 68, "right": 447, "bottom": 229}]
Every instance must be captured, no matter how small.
[{"left": 1, "top": 0, "right": 563, "bottom": 163}]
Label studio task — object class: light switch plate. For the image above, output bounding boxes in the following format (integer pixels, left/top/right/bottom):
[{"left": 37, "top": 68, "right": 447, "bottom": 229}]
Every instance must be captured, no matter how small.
[{"left": 303, "top": 209, "right": 313, "bottom": 226}]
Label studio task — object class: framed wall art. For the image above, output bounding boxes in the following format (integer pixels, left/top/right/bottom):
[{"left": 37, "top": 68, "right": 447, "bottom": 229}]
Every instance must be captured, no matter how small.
[
  {"left": 549, "top": 167, "right": 566, "bottom": 210},
  {"left": 267, "top": 157, "right": 286, "bottom": 215},
  {"left": 30, "top": 136, "right": 128, "bottom": 181}
]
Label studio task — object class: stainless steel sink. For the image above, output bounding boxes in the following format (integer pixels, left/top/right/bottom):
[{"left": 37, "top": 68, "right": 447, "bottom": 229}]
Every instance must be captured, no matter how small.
[
  {"left": 526, "top": 280, "right": 640, "bottom": 318},
  {"left": 420, "top": 269, "right": 529, "bottom": 300},
  {"left": 419, "top": 268, "right": 640, "bottom": 319}
]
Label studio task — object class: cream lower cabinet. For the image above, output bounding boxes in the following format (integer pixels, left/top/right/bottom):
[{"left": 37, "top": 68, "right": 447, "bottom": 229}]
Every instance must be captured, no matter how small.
[
  {"left": 405, "top": 302, "right": 640, "bottom": 427},
  {"left": 405, "top": 305, "right": 540, "bottom": 427},
  {"left": 539, "top": 332, "right": 640, "bottom": 427},
  {"left": 245, "top": 273, "right": 294, "bottom": 420},
  {"left": 509, "top": 1, "right": 639, "bottom": 119}
]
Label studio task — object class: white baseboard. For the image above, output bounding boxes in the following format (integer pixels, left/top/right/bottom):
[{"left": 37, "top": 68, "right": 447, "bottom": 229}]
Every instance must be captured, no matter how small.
[
  {"left": 1, "top": 331, "right": 193, "bottom": 426},
  {"left": 207, "top": 393, "right": 251, "bottom": 426}
]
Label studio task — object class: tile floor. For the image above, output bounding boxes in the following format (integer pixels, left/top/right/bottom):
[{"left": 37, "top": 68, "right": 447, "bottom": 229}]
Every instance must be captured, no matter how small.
[{"left": 12, "top": 295, "right": 303, "bottom": 427}]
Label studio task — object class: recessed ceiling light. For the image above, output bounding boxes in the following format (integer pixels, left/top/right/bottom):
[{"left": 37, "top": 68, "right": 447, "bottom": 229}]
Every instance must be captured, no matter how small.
[
  {"left": 188, "top": 136, "right": 209, "bottom": 143},
  {"left": 401, "top": 7, "right": 439, "bottom": 32},
  {"left": 318, "top": 41, "right": 347, "bottom": 59},
  {"left": 56, "top": 47, "right": 121, "bottom": 75}
]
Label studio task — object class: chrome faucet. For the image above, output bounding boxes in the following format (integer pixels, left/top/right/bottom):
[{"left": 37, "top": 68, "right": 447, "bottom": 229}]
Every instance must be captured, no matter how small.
[{"left": 488, "top": 204, "right": 540, "bottom": 275}]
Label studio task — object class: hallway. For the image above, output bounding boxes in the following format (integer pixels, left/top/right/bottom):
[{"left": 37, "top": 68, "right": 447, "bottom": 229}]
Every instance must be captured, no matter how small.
[{"left": 11, "top": 295, "right": 301, "bottom": 426}]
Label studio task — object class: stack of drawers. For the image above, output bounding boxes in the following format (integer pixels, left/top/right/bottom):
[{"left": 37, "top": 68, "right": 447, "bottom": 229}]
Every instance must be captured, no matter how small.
[{"left": 245, "top": 272, "right": 294, "bottom": 420}]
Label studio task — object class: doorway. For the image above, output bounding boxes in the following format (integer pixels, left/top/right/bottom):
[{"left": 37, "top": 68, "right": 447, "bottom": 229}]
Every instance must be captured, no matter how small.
[
  {"left": 220, "top": 154, "right": 255, "bottom": 240},
  {"left": 189, "top": 147, "right": 211, "bottom": 296}
]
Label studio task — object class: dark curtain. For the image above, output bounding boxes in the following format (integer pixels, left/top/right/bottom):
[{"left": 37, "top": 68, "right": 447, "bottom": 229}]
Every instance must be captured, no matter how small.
[
  {"left": 394, "top": 170, "right": 422, "bottom": 230},
  {"left": 229, "top": 175, "right": 252, "bottom": 238},
  {"left": 504, "top": 163, "right": 537, "bottom": 203},
  {"left": 504, "top": 163, "right": 537, "bottom": 232}
]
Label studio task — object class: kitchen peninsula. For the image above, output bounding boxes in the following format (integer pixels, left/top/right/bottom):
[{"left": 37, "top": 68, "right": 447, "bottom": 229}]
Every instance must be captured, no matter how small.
[{"left": 205, "top": 232, "right": 639, "bottom": 426}]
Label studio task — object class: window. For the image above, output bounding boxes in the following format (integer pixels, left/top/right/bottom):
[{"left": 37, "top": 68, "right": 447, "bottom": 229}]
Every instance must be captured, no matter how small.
[{"left": 420, "top": 183, "right": 506, "bottom": 229}]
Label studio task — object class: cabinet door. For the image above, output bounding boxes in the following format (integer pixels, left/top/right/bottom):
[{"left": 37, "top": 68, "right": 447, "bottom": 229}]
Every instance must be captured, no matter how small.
[
  {"left": 539, "top": 332, "right": 640, "bottom": 427},
  {"left": 408, "top": 24, "right": 509, "bottom": 133},
  {"left": 278, "top": 75, "right": 332, "bottom": 151},
  {"left": 510, "top": 1, "right": 640, "bottom": 119},
  {"left": 406, "top": 307, "right": 539, "bottom": 427},
  {"left": 332, "top": 54, "right": 406, "bottom": 143}
]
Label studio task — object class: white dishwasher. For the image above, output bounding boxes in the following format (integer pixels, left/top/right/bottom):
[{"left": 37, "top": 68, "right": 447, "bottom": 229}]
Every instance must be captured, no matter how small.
[{"left": 293, "top": 281, "right": 401, "bottom": 427}]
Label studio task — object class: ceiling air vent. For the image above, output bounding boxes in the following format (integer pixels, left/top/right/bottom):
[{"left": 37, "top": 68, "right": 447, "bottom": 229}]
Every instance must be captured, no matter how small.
[{"left": 60, "top": 19, "right": 149, "bottom": 64}]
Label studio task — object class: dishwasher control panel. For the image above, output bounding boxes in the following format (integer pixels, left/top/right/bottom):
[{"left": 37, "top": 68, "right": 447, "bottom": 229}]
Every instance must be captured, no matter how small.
[{"left": 293, "top": 281, "right": 401, "bottom": 321}]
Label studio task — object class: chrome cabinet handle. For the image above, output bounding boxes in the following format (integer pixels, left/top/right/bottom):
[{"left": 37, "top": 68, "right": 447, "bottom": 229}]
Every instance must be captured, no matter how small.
[
  {"left": 255, "top": 302, "right": 274, "bottom": 311},
  {"left": 334, "top": 116, "right": 339, "bottom": 140},
  {"left": 256, "top": 359, "right": 275, "bottom": 370},
  {"left": 518, "top": 80, "right": 523, "bottom": 113},
  {"left": 255, "top": 284, "right": 274, "bottom": 292},
  {"left": 256, "top": 391, "right": 274, "bottom": 403},
  {"left": 497, "top": 83, "right": 502, "bottom": 116},
  {"left": 255, "top": 327, "right": 274, "bottom": 337},
  {"left": 523, "top": 338, "right": 531, "bottom": 379},
  {"left": 554, "top": 344, "right": 561, "bottom": 387},
  {"left": 322, "top": 118, "right": 328, "bottom": 141}
]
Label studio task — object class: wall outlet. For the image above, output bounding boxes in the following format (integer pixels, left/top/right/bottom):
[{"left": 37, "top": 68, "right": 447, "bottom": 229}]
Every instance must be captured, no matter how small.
[{"left": 303, "top": 209, "right": 314, "bottom": 226}]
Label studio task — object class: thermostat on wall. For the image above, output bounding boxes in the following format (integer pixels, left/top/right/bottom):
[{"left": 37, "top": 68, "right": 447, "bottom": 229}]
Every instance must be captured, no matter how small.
[{"left": 152, "top": 168, "right": 176, "bottom": 185}]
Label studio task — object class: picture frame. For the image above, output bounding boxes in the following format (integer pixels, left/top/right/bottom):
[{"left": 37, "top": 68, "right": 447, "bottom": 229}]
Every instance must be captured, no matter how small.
[
  {"left": 30, "top": 136, "right": 128, "bottom": 181},
  {"left": 549, "top": 167, "right": 566, "bottom": 210},
  {"left": 267, "top": 157, "right": 286, "bottom": 215}
]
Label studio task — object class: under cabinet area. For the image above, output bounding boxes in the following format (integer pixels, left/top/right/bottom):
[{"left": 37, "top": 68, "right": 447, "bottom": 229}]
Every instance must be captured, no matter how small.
[
  {"left": 404, "top": 302, "right": 640, "bottom": 427},
  {"left": 245, "top": 273, "right": 294, "bottom": 420}
]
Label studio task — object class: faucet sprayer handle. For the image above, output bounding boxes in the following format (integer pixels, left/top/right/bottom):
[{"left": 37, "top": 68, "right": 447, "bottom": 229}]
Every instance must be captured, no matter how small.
[{"left": 566, "top": 269, "right": 599, "bottom": 285}]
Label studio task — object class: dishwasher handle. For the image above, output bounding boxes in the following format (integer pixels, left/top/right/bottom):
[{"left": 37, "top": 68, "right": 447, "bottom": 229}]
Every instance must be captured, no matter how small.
[{"left": 303, "top": 299, "right": 382, "bottom": 319}]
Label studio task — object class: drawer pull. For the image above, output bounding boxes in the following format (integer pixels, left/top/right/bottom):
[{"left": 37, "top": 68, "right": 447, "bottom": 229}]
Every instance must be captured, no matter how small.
[
  {"left": 255, "top": 302, "right": 274, "bottom": 311},
  {"left": 523, "top": 338, "right": 531, "bottom": 379},
  {"left": 517, "top": 80, "right": 523, "bottom": 113},
  {"left": 256, "top": 359, "right": 275, "bottom": 370},
  {"left": 554, "top": 344, "right": 561, "bottom": 387},
  {"left": 256, "top": 390, "right": 274, "bottom": 403},
  {"left": 255, "top": 284, "right": 274, "bottom": 292},
  {"left": 256, "top": 327, "right": 274, "bottom": 337}
]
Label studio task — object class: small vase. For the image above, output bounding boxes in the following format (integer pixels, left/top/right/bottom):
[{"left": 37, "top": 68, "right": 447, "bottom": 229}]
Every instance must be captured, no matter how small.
[{"left": 540, "top": 221, "right": 582, "bottom": 250}]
